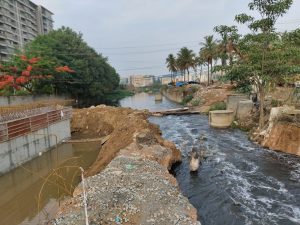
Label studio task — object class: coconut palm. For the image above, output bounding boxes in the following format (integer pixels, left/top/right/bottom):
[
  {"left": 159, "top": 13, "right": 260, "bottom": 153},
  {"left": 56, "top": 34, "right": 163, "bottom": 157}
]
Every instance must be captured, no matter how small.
[
  {"left": 177, "top": 47, "right": 196, "bottom": 82},
  {"left": 200, "top": 35, "right": 217, "bottom": 85},
  {"left": 166, "top": 54, "right": 177, "bottom": 82},
  {"left": 214, "top": 25, "right": 240, "bottom": 67}
]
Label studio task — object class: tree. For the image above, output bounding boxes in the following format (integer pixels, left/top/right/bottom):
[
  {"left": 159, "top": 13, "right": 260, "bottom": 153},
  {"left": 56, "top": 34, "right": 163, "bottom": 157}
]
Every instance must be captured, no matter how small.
[
  {"left": 0, "top": 55, "right": 73, "bottom": 94},
  {"left": 24, "top": 27, "right": 119, "bottom": 101},
  {"left": 177, "top": 47, "right": 196, "bottom": 82},
  {"left": 213, "top": 25, "right": 240, "bottom": 68},
  {"left": 200, "top": 35, "right": 217, "bottom": 85},
  {"left": 166, "top": 54, "right": 177, "bottom": 83},
  {"left": 227, "top": 0, "right": 297, "bottom": 129}
]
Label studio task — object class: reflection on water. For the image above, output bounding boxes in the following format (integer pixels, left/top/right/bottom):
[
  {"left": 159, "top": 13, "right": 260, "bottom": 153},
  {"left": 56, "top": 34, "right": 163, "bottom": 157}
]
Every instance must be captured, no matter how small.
[
  {"left": 0, "top": 142, "right": 100, "bottom": 225},
  {"left": 119, "top": 92, "right": 179, "bottom": 111}
]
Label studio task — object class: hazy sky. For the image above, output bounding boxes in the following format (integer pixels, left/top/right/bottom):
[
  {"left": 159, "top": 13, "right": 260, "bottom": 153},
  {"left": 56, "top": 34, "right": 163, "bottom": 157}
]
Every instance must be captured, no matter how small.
[{"left": 32, "top": 0, "right": 300, "bottom": 77}]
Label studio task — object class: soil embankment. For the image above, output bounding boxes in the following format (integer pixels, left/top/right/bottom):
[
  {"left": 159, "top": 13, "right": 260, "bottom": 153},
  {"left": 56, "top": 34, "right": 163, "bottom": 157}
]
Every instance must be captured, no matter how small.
[
  {"left": 52, "top": 105, "right": 199, "bottom": 225},
  {"left": 71, "top": 105, "right": 181, "bottom": 176},
  {"left": 262, "top": 122, "right": 300, "bottom": 155}
]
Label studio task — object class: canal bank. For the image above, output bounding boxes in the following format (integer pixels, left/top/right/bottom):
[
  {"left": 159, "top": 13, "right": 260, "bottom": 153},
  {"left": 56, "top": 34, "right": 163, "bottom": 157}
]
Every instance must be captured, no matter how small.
[{"left": 51, "top": 105, "right": 200, "bottom": 225}]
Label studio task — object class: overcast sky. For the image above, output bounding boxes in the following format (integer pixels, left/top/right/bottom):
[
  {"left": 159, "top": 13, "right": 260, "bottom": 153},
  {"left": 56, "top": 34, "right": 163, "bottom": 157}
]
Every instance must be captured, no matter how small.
[{"left": 32, "top": 0, "right": 300, "bottom": 77}]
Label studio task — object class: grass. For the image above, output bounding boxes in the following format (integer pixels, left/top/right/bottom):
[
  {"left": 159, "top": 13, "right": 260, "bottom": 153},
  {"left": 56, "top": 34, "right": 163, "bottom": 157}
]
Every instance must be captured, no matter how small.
[
  {"left": 182, "top": 94, "right": 193, "bottom": 105},
  {"left": 190, "top": 98, "right": 202, "bottom": 106},
  {"left": 209, "top": 102, "right": 226, "bottom": 111}
]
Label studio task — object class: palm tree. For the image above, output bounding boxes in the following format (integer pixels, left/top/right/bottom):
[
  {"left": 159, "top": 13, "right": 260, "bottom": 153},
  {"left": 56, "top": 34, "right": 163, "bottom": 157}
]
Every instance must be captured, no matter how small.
[
  {"left": 166, "top": 54, "right": 177, "bottom": 82},
  {"left": 214, "top": 25, "right": 240, "bottom": 67},
  {"left": 196, "top": 55, "right": 206, "bottom": 83},
  {"left": 200, "top": 35, "right": 217, "bottom": 85},
  {"left": 177, "top": 47, "right": 196, "bottom": 82}
]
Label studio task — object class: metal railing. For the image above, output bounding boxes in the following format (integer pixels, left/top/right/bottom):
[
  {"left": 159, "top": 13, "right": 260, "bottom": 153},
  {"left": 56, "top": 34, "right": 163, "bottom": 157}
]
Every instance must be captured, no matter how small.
[{"left": 0, "top": 107, "right": 72, "bottom": 143}]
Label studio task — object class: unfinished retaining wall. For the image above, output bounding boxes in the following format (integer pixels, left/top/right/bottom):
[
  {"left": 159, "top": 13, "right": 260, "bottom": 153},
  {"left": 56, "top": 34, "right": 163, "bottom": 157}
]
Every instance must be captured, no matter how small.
[
  {"left": 0, "top": 108, "right": 72, "bottom": 174},
  {"left": 227, "top": 95, "right": 248, "bottom": 115},
  {"left": 0, "top": 95, "right": 68, "bottom": 106},
  {"left": 162, "top": 87, "right": 183, "bottom": 103}
]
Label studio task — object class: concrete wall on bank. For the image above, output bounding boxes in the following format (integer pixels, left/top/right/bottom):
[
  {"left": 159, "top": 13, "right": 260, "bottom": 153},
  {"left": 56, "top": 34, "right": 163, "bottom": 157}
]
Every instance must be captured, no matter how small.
[
  {"left": 227, "top": 95, "right": 249, "bottom": 115},
  {"left": 0, "top": 95, "right": 68, "bottom": 106},
  {"left": 162, "top": 88, "right": 183, "bottom": 103},
  {"left": 0, "top": 119, "right": 71, "bottom": 174},
  {"left": 237, "top": 100, "right": 254, "bottom": 120}
]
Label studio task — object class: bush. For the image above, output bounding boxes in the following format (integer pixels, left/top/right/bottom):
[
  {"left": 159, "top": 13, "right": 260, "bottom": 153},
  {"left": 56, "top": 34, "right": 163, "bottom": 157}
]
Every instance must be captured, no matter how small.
[
  {"left": 271, "top": 99, "right": 283, "bottom": 107},
  {"left": 209, "top": 102, "right": 226, "bottom": 111},
  {"left": 182, "top": 94, "right": 193, "bottom": 105},
  {"left": 191, "top": 98, "right": 202, "bottom": 106}
]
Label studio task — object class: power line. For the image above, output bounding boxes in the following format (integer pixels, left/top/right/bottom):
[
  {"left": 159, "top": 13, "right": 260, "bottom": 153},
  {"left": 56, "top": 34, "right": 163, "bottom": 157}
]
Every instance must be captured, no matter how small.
[
  {"left": 97, "top": 40, "right": 200, "bottom": 50},
  {"left": 26, "top": 45, "right": 200, "bottom": 56},
  {"left": 118, "top": 65, "right": 165, "bottom": 71}
]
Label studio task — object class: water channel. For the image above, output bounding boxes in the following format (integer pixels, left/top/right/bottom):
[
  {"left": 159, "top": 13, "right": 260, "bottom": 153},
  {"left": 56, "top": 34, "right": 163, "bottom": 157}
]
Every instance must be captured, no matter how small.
[
  {"left": 0, "top": 142, "right": 100, "bottom": 225},
  {"left": 1, "top": 92, "right": 299, "bottom": 225},
  {"left": 121, "top": 93, "right": 300, "bottom": 225}
]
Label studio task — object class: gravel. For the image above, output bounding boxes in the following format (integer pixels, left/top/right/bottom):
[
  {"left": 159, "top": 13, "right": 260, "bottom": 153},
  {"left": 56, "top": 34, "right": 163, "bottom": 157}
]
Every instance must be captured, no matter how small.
[{"left": 50, "top": 153, "right": 200, "bottom": 225}]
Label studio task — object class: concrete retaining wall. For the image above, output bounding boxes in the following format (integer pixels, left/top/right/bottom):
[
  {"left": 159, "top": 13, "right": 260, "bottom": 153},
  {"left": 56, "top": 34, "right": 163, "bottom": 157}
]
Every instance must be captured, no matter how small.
[
  {"left": 0, "top": 95, "right": 68, "bottom": 106},
  {"left": 209, "top": 110, "right": 234, "bottom": 128},
  {"left": 227, "top": 95, "right": 249, "bottom": 115},
  {"left": 162, "top": 88, "right": 183, "bottom": 103},
  {"left": 237, "top": 100, "right": 253, "bottom": 120},
  {"left": 0, "top": 119, "right": 71, "bottom": 174}
]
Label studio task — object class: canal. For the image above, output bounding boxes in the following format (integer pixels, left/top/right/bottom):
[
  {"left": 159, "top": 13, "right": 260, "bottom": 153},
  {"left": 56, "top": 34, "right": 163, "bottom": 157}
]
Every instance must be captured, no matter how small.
[
  {"left": 1, "top": 92, "right": 299, "bottom": 225},
  {"left": 0, "top": 142, "right": 100, "bottom": 225},
  {"left": 122, "top": 93, "right": 300, "bottom": 225}
]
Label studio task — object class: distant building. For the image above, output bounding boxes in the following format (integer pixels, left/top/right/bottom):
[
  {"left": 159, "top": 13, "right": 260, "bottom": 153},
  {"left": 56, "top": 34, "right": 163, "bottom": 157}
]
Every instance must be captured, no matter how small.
[
  {"left": 0, "top": 0, "right": 53, "bottom": 61},
  {"left": 160, "top": 74, "right": 172, "bottom": 85},
  {"left": 129, "top": 75, "right": 154, "bottom": 87},
  {"left": 119, "top": 77, "right": 129, "bottom": 85}
]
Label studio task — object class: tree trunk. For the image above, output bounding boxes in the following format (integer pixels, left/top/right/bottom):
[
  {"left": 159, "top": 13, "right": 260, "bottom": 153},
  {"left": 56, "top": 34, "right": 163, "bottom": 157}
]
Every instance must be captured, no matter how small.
[
  {"left": 258, "top": 86, "right": 265, "bottom": 130},
  {"left": 210, "top": 62, "right": 213, "bottom": 84},
  {"left": 187, "top": 68, "right": 190, "bottom": 82},
  {"left": 200, "top": 65, "right": 203, "bottom": 83},
  {"left": 207, "top": 63, "right": 210, "bottom": 86}
]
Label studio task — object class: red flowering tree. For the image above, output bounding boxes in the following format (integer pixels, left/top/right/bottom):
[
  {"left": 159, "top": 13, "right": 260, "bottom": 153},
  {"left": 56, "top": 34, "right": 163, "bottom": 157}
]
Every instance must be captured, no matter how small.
[{"left": 0, "top": 55, "right": 74, "bottom": 94}]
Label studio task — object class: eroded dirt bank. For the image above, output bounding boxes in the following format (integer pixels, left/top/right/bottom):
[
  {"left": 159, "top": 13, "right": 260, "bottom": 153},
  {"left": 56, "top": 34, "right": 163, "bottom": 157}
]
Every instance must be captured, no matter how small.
[
  {"left": 71, "top": 105, "right": 181, "bottom": 176},
  {"left": 51, "top": 105, "right": 200, "bottom": 225},
  {"left": 262, "top": 122, "right": 300, "bottom": 156}
]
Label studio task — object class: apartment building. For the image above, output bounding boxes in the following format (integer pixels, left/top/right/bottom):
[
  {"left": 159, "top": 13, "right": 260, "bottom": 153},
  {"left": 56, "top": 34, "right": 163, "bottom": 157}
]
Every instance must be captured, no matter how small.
[
  {"left": 0, "top": 0, "right": 53, "bottom": 61},
  {"left": 129, "top": 75, "right": 154, "bottom": 87}
]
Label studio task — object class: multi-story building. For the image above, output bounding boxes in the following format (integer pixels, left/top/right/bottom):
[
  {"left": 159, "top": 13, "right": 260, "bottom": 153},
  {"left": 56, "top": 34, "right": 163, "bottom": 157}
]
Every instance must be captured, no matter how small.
[
  {"left": 0, "top": 0, "right": 53, "bottom": 61},
  {"left": 119, "top": 77, "right": 129, "bottom": 86},
  {"left": 129, "top": 75, "right": 154, "bottom": 87}
]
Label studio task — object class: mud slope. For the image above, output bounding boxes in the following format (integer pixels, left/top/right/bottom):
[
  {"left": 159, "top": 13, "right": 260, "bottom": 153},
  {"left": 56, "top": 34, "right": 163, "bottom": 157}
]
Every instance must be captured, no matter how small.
[{"left": 71, "top": 105, "right": 181, "bottom": 176}]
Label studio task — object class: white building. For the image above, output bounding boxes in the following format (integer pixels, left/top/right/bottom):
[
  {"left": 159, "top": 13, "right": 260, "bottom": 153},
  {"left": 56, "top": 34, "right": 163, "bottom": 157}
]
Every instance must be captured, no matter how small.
[
  {"left": 129, "top": 75, "right": 154, "bottom": 87},
  {"left": 0, "top": 0, "right": 53, "bottom": 61}
]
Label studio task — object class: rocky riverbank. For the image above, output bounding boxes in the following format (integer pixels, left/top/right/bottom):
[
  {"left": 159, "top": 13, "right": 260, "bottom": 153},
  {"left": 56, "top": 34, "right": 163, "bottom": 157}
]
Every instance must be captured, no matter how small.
[{"left": 50, "top": 105, "right": 200, "bottom": 225}]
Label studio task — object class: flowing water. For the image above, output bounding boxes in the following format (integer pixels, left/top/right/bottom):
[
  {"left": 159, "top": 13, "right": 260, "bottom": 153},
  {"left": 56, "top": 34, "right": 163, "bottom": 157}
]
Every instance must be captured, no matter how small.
[
  {"left": 0, "top": 142, "right": 100, "bottom": 225},
  {"left": 122, "top": 93, "right": 300, "bottom": 225}
]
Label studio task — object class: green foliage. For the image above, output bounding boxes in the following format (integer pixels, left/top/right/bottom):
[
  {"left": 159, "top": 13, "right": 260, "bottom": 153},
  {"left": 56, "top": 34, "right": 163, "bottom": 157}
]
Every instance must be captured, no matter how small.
[
  {"left": 23, "top": 27, "right": 119, "bottom": 100},
  {"left": 200, "top": 35, "right": 218, "bottom": 85},
  {"left": 271, "top": 99, "right": 283, "bottom": 107},
  {"left": 222, "top": 0, "right": 297, "bottom": 128},
  {"left": 177, "top": 47, "right": 196, "bottom": 81},
  {"left": 182, "top": 94, "right": 193, "bottom": 105},
  {"left": 235, "top": 0, "right": 293, "bottom": 33},
  {"left": 105, "top": 89, "right": 134, "bottom": 102},
  {"left": 209, "top": 102, "right": 226, "bottom": 111},
  {"left": 191, "top": 98, "right": 202, "bottom": 106}
]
